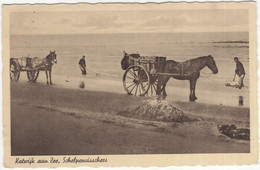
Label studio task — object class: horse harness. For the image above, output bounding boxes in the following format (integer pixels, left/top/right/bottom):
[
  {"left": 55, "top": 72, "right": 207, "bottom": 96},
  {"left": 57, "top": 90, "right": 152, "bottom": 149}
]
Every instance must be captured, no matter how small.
[{"left": 166, "top": 61, "right": 197, "bottom": 76}]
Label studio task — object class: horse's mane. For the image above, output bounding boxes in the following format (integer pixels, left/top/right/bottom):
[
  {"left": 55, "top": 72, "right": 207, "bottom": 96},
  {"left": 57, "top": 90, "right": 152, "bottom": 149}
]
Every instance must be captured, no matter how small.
[
  {"left": 185, "top": 55, "right": 211, "bottom": 66},
  {"left": 167, "top": 55, "right": 210, "bottom": 64},
  {"left": 189, "top": 55, "right": 210, "bottom": 62}
]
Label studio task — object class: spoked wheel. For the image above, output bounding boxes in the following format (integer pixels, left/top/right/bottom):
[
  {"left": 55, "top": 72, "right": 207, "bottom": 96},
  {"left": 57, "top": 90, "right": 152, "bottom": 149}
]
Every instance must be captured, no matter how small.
[
  {"left": 123, "top": 65, "right": 150, "bottom": 96},
  {"left": 149, "top": 75, "right": 158, "bottom": 96},
  {"left": 10, "top": 60, "right": 20, "bottom": 82},
  {"left": 27, "top": 69, "right": 39, "bottom": 82}
]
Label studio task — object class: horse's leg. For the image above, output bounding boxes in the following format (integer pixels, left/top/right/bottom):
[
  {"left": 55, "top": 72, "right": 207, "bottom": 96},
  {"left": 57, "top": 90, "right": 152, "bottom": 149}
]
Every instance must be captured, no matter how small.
[
  {"left": 45, "top": 68, "right": 49, "bottom": 85},
  {"left": 49, "top": 67, "right": 53, "bottom": 85},
  {"left": 193, "top": 78, "right": 198, "bottom": 100},
  {"left": 192, "top": 73, "right": 200, "bottom": 100},
  {"left": 157, "top": 75, "right": 169, "bottom": 96},
  {"left": 189, "top": 79, "right": 193, "bottom": 101},
  {"left": 156, "top": 76, "right": 163, "bottom": 95},
  {"left": 162, "top": 84, "right": 166, "bottom": 96},
  {"left": 189, "top": 78, "right": 198, "bottom": 102},
  {"left": 162, "top": 76, "right": 171, "bottom": 96}
]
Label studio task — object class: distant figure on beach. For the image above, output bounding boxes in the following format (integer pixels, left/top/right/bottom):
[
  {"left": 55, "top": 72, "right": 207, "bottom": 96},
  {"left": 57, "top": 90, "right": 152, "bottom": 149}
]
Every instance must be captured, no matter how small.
[
  {"left": 233, "top": 57, "right": 245, "bottom": 89},
  {"left": 79, "top": 55, "right": 87, "bottom": 76}
]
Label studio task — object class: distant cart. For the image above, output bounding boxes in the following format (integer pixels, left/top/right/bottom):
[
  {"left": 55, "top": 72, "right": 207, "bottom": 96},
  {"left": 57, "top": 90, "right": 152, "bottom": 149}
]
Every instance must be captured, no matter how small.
[
  {"left": 122, "top": 53, "right": 166, "bottom": 96},
  {"left": 10, "top": 57, "right": 44, "bottom": 82}
]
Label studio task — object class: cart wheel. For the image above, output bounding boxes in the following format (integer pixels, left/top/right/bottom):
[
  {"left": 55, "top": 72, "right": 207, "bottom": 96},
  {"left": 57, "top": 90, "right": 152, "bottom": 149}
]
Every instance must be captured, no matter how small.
[
  {"left": 27, "top": 70, "right": 39, "bottom": 82},
  {"left": 123, "top": 65, "right": 150, "bottom": 96},
  {"left": 148, "top": 75, "right": 158, "bottom": 96},
  {"left": 10, "top": 60, "right": 20, "bottom": 82}
]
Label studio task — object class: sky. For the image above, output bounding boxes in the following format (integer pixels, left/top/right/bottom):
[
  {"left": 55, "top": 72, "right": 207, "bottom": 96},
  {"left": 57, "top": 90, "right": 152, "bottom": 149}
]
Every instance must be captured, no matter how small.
[{"left": 10, "top": 9, "right": 249, "bottom": 35}]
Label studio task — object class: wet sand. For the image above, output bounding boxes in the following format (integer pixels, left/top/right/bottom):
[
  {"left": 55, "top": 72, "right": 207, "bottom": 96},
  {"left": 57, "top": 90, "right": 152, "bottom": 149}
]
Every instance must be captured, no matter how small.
[
  {"left": 10, "top": 78, "right": 250, "bottom": 155},
  {"left": 18, "top": 71, "right": 250, "bottom": 107}
]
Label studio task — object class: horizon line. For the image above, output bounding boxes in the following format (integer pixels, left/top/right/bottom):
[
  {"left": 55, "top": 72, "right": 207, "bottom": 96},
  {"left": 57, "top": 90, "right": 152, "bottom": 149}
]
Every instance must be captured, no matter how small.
[{"left": 10, "top": 31, "right": 249, "bottom": 36}]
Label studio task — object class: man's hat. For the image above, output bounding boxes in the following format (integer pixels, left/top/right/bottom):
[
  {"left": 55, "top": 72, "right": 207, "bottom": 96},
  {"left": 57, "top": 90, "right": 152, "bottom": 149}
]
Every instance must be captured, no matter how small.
[{"left": 234, "top": 57, "right": 238, "bottom": 60}]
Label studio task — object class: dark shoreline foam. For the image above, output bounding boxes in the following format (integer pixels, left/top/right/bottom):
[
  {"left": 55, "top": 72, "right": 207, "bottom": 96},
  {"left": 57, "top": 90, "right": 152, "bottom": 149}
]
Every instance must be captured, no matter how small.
[
  {"left": 213, "top": 45, "right": 249, "bottom": 48},
  {"left": 212, "top": 41, "right": 249, "bottom": 44}
]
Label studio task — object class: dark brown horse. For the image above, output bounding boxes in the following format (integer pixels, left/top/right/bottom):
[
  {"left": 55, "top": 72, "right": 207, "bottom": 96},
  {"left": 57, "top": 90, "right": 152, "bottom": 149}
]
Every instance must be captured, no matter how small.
[
  {"left": 44, "top": 51, "right": 57, "bottom": 85},
  {"left": 156, "top": 55, "right": 218, "bottom": 101}
]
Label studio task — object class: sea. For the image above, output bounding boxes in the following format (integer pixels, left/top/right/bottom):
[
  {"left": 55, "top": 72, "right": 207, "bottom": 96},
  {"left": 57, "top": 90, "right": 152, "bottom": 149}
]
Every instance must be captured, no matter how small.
[{"left": 10, "top": 32, "right": 250, "bottom": 107}]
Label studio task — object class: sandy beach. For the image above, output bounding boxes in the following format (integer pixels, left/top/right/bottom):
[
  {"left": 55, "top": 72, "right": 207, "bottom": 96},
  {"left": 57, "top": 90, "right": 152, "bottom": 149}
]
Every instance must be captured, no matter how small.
[{"left": 11, "top": 76, "right": 250, "bottom": 155}]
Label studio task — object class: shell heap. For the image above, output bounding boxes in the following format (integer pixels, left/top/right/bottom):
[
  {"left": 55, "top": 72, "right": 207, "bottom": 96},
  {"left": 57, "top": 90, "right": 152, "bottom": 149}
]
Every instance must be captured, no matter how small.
[{"left": 133, "top": 99, "right": 190, "bottom": 122}]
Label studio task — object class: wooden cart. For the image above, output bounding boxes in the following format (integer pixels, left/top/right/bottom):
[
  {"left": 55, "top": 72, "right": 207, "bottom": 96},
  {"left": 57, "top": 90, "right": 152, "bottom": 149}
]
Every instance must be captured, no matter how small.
[
  {"left": 123, "top": 54, "right": 166, "bottom": 96},
  {"left": 10, "top": 57, "right": 44, "bottom": 82}
]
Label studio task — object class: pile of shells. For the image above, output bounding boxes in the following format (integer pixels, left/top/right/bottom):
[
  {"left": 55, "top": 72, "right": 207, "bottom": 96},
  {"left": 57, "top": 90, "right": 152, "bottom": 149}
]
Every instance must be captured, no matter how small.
[{"left": 131, "top": 99, "right": 191, "bottom": 122}]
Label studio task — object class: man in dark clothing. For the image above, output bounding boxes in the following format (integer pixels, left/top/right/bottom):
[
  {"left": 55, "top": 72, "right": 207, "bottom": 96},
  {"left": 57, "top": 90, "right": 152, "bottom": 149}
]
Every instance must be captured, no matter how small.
[
  {"left": 79, "top": 56, "right": 87, "bottom": 75},
  {"left": 233, "top": 57, "right": 245, "bottom": 89}
]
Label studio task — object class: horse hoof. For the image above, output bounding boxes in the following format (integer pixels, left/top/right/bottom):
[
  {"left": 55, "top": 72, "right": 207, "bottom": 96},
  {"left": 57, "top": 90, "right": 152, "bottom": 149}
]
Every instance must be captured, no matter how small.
[
  {"left": 161, "top": 95, "right": 167, "bottom": 100},
  {"left": 190, "top": 95, "right": 197, "bottom": 102},
  {"left": 189, "top": 98, "right": 195, "bottom": 102},
  {"left": 156, "top": 95, "right": 162, "bottom": 100},
  {"left": 190, "top": 98, "right": 197, "bottom": 102}
]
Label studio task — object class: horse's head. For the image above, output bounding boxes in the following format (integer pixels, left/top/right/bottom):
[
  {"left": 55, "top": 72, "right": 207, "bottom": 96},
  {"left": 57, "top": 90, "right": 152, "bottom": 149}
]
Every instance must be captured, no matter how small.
[
  {"left": 47, "top": 51, "right": 57, "bottom": 65},
  {"left": 121, "top": 51, "right": 130, "bottom": 70},
  {"left": 206, "top": 55, "right": 218, "bottom": 74}
]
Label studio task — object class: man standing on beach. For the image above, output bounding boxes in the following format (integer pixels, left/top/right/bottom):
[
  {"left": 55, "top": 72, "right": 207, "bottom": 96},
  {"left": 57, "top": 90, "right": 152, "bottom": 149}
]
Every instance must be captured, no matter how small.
[
  {"left": 79, "top": 55, "right": 87, "bottom": 76},
  {"left": 233, "top": 57, "right": 245, "bottom": 89}
]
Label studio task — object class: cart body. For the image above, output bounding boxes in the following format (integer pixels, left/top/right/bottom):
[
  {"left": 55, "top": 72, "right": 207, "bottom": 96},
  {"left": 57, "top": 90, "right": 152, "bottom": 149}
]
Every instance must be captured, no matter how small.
[
  {"left": 10, "top": 57, "right": 45, "bottom": 82},
  {"left": 123, "top": 53, "right": 166, "bottom": 96}
]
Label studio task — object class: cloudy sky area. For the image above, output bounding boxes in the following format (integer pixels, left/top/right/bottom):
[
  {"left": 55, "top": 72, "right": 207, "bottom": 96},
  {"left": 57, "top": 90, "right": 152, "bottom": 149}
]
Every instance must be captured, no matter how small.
[{"left": 10, "top": 9, "right": 248, "bottom": 34}]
